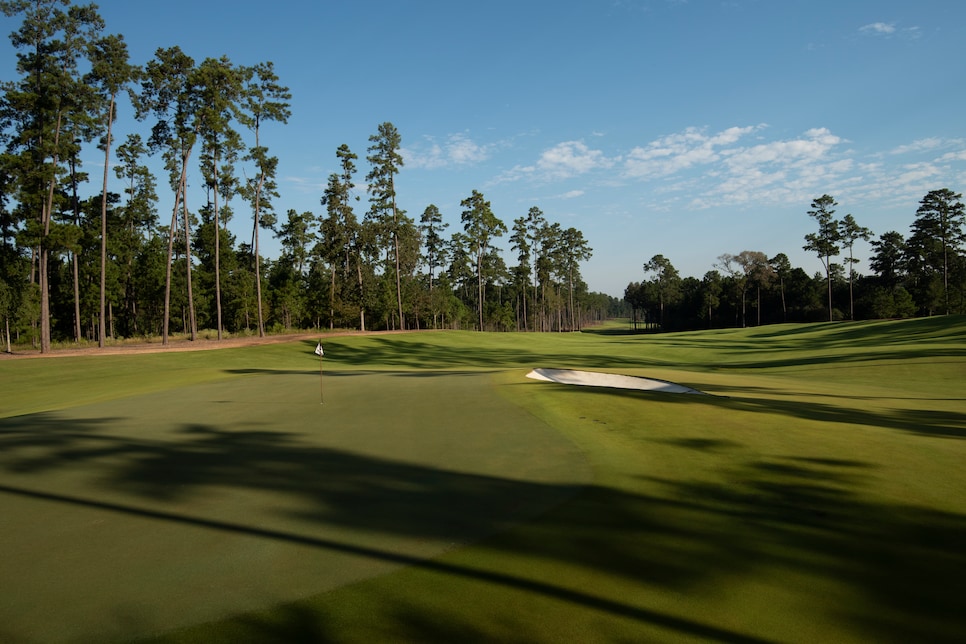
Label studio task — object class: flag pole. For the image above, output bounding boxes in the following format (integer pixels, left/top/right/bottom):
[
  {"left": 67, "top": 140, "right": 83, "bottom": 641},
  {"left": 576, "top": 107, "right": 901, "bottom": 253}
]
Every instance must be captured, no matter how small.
[{"left": 316, "top": 339, "right": 324, "bottom": 404}]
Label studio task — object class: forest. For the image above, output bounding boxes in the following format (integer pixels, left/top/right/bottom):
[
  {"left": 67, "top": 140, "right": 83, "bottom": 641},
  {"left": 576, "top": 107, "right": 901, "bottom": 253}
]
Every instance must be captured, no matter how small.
[
  {"left": 2, "top": 2, "right": 963, "bottom": 354},
  {"left": 626, "top": 190, "right": 966, "bottom": 332},
  {"left": 0, "top": 1, "right": 621, "bottom": 353}
]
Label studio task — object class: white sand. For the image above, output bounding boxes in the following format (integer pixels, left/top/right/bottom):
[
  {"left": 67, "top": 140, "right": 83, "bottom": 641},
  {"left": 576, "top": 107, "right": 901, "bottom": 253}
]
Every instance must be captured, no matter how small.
[{"left": 526, "top": 368, "right": 705, "bottom": 394}]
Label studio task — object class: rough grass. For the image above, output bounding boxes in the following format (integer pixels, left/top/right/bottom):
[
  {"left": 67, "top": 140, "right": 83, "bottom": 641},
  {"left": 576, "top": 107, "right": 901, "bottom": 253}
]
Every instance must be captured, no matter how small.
[{"left": 1, "top": 317, "right": 965, "bottom": 643}]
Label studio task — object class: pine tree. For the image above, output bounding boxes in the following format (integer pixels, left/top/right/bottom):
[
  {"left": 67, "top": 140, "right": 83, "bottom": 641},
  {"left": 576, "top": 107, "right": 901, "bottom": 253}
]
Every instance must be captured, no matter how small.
[
  {"left": 909, "top": 189, "right": 965, "bottom": 315},
  {"left": 320, "top": 144, "right": 361, "bottom": 329},
  {"left": 839, "top": 213, "right": 872, "bottom": 320},
  {"left": 1, "top": 0, "right": 105, "bottom": 351},
  {"left": 134, "top": 46, "right": 199, "bottom": 343},
  {"left": 460, "top": 189, "right": 506, "bottom": 331},
  {"left": 366, "top": 122, "right": 406, "bottom": 328},
  {"left": 239, "top": 61, "right": 290, "bottom": 337},
  {"left": 419, "top": 204, "right": 448, "bottom": 328},
  {"left": 195, "top": 56, "right": 243, "bottom": 339},
  {"left": 87, "top": 32, "right": 136, "bottom": 346},
  {"left": 803, "top": 194, "right": 842, "bottom": 321}
]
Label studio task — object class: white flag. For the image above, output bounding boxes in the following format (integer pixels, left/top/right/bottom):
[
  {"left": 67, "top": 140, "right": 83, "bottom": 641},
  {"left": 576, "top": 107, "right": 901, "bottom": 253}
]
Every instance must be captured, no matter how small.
[{"left": 315, "top": 342, "right": 324, "bottom": 356}]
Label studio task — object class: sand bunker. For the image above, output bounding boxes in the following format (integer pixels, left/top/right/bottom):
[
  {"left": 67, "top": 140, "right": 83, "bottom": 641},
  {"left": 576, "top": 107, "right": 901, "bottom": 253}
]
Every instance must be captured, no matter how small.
[{"left": 526, "top": 368, "right": 705, "bottom": 394}]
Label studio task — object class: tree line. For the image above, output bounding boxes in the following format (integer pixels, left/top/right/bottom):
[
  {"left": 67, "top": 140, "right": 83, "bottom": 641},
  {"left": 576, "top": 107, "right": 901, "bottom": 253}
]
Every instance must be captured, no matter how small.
[
  {"left": 625, "top": 189, "right": 966, "bottom": 331},
  {"left": 0, "top": 1, "right": 617, "bottom": 353}
]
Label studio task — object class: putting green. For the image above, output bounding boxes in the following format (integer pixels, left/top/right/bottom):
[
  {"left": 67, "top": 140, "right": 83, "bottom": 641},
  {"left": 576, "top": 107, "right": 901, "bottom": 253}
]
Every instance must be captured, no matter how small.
[{"left": 0, "top": 369, "right": 590, "bottom": 643}]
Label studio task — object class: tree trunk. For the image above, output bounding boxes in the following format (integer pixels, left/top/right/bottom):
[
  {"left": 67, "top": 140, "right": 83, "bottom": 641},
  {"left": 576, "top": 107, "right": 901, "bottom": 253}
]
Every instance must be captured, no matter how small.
[
  {"left": 213, "top": 162, "right": 223, "bottom": 340},
  {"left": 741, "top": 289, "right": 748, "bottom": 329},
  {"left": 181, "top": 159, "right": 197, "bottom": 341},
  {"left": 780, "top": 278, "right": 787, "bottom": 322},
  {"left": 38, "top": 232, "right": 50, "bottom": 351},
  {"left": 162, "top": 198, "right": 178, "bottom": 345},
  {"left": 99, "top": 93, "right": 115, "bottom": 348},
  {"left": 392, "top": 190, "right": 404, "bottom": 330},
  {"left": 254, "top": 174, "right": 265, "bottom": 337},
  {"left": 329, "top": 262, "right": 336, "bottom": 330},
  {"left": 825, "top": 253, "right": 833, "bottom": 322},
  {"left": 942, "top": 236, "right": 949, "bottom": 315},
  {"left": 848, "top": 248, "right": 856, "bottom": 320},
  {"left": 849, "top": 270, "right": 854, "bottom": 320},
  {"left": 476, "top": 253, "right": 484, "bottom": 331},
  {"left": 757, "top": 286, "right": 761, "bottom": 326},
  {"left": 521, "top": 284, "right": 528, "bottom": 331},
  {"left": 38, "top": 110, "right": 65, "bottom": 354},
  {"left": 72, "top": 251, "right": 81, "bottom": 341},
  {"left": 163, "top": 154, "right": 189, "bottom": 346},
  {"left": 356, "top": 257, "right": 365, "bottom": 332},
  {"left": 568, "top": 267, "right": 576, "bottom": 331}
]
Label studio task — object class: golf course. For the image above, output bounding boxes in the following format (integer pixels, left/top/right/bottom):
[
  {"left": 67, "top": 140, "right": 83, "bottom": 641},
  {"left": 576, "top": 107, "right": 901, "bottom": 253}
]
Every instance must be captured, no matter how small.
[{"left": 1, "top": 317, "right": 964, "bottom": 643}]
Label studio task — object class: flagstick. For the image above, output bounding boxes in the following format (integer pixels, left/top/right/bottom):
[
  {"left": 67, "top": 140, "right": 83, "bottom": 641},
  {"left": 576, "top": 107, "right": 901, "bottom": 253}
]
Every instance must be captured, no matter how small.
[{"left": 318, "top": 339, "right": 324, "bottom": 405}]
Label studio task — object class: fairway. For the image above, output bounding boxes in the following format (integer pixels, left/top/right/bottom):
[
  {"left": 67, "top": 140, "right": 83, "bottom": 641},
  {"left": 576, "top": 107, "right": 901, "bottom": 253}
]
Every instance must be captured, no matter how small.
[
  {"left": 0, "top": 365, "right": 589, "bottom": 642},
  {"left": 1, "top": 319, "right": 965, "bottom": 643}
]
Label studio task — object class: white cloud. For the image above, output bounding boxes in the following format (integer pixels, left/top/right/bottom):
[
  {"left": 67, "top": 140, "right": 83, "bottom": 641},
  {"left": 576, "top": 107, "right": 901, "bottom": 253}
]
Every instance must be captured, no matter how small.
[
  {"left": 559, "top": 190, "right": 585, "bottom": 199},
  {"left": 895, "top": 162, "right": 942, "bottom": 185},
  {"left": 489, "top": 125, "right": 966, "bottom": 215},
  {"left": 723, "top": 128, "right": 841, "bottom": 169},
  {"left": 284, "top": 175, "right": 326, "bottom": 194},
  {"left": 623, "top": 125, "right": 763, "bottom": 179},
  {"left": 890, "top": 138, "right": 944, "bottom": 155},
  {"left": 903, "top": 26, "right": 922, "bottom": 39},
  {"left": 498, "top": 125, "right": 850, "bottom": 209},
  {"left": 860, "top": 22, "right": 896, "bottom": 35},
  {"left": 402, "top": 133, "right": 493, "bottom": 169},
  {"left": 497, "top": 140, "right": 613, "bottom": 184},
  {"left": 642, "top": 127, "right": 851, "bottom": 209},
  {"left": 859, "top": 21, "right": 922, "bottom": 39},
  {"left": 722, "top": 132, "right": 852, "bottom": 204},
  {"left": 836, "top": 156, "right": 960, "bottom": 209},
  {"left": 537, "top": 141, "right": 613, "bottom": 179},
  {"left": 939, "top": 150, "right": 966, "bottom": 163},
  {"left": 446, "top": 133, "right": 490, "bottom": 164}
]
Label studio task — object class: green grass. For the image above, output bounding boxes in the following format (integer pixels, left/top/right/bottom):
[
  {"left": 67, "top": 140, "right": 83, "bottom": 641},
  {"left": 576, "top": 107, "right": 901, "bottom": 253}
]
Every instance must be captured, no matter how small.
[{"left": 1, "top": 317, "right": 965, "bottom": 643}]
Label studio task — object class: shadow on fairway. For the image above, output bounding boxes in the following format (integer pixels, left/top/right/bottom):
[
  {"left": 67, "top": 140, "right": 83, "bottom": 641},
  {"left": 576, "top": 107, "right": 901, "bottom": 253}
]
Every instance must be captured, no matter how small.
[
  {"left": 307, "top": 337, "right": 682, "bottom": 372},
  {"left": 0, "top": 410, "right": 576, "bottom": 537},
  {"left": 752, "top": 315, "right": 966, "bottom": 347},
  {"left": 620, "top": 455, "right": 966, "bottom": 643},
  {"left": 705, "top": 386, "right": 966, "bottom": 439},
  {"left": 541, "top": 381, "right": 966, "bottom": 440},
  {"left": 301, "top": 320, "right": 966, "bottom": 375},
  {"left": 0, "top": 412, "right": 768, "bottom": 644},
  {"left": 718, "top": 347, "right": 966, "bottom": 370},
  {"left": 146, "top": 438, "right": 965, "bottom": 643},
  {"left": 2, "top": 402, "right": 965, "bottom": 643},
  {"left": 578, "top": 326, "right": 647, "bottom": 336}
]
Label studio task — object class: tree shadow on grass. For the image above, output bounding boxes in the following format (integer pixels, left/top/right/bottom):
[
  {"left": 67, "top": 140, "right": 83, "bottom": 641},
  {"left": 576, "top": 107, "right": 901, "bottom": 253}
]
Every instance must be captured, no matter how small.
[
  {"left": 143, "top": 439, "right": 966, "bottom": 643},
  {"left": 720, "top": 391, "right": 966, "bottom": 439},
  {"left": 579, "top": 326, "right": 643, "bottom": 337},
  {"left": 715, "top": 347, "right": 966, "bottom": 370},
  {"left": 309, "top": 337, "right": 687, "bottom": 372},
  {"left": 0, "top": 413, "right": 573, "bottom": 536},
  {"left": 303, "top": 329, "right": 966, "bottom": 379},
  {"left": 547, "top": 380, "right": 966, "bottom": 440},
  {"left": 1, "top": 412, "right": 772, "bottom": 643},
  {"left": 628, "top": 452, "right": 966, "bottom": 643},
  {"left": 1, "top": 383, "right": 965, "bottom": 642}
]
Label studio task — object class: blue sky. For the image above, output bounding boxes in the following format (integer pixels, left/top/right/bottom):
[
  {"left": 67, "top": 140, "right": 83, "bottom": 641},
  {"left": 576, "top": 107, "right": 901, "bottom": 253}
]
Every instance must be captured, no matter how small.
[{"left": 4, "top": 0, "right": 966, "bottom": 296}]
